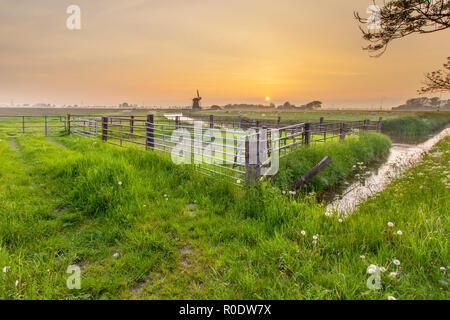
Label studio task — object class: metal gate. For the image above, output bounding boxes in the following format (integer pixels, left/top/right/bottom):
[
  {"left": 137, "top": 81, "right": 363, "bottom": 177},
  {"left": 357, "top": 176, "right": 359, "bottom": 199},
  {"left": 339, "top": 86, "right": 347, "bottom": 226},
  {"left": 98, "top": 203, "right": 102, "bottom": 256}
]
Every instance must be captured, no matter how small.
[{"left": 72, "top": 117, "right": 99, "bottom": 139}]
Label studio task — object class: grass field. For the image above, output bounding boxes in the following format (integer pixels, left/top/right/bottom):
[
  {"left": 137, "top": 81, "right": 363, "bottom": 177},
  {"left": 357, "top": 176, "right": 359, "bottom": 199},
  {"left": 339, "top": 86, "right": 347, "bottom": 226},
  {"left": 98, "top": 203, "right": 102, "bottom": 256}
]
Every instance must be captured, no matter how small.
[{"left": 0, "top": 131, "right": 448, "bottom": 300}]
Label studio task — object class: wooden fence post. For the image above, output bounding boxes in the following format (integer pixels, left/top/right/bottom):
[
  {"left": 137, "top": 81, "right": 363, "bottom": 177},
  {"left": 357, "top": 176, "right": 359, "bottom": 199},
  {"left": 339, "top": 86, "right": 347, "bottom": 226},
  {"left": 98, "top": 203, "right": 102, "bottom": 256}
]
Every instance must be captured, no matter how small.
[
  {"left": 102, "top": 116, "right": 108, "bottom": 142},
  {"left": 238, "top": 114, "right": 241, "bottom": 129},
  {"left": 377, "top": 117, "right": 383, "bottom": 133},
  {"left": 277, "top": 116, "right": 281, "bottom": 128},
  {"left": 22, "top": 116, "right": 25, "bottom": 134},
  {"left": 146, "top": 115, "right": 154, "bottom": 149},
  {"left": 176, "top": 116, "right": 180, "bottom": 129},
  {"left": 363, "top": 119, "right": 369, "bottom": 131},
  {"left": 67, "top": 114, "right": 71, "bottom": 135},
  {"left": 210, "top": 115, "right": 214, "bottom": 129},
  {"left": 130, "top": 116, "right": 134, "bottom": 134},
  {"left": 304, "top": 122, "right": 311, "bottom": 145},
  {"left": 320, "top": 117, "right": 325, "bottom": 141},
  {"left": 340, "top": 122, "right": 347, "bottom": 140},
  {"left": 44, "top": 115, "right": 48, "bottom": 136}
]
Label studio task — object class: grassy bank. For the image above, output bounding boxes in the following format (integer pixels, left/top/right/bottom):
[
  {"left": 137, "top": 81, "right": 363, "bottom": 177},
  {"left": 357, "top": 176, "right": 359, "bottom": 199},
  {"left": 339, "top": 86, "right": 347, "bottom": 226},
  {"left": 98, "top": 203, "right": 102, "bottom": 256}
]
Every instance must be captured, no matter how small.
[
  {"left": 382, "top": 115, "right": 449, "bottom": 137},
  {"left": 274, "top": 132, "right": 391, "bottom": 192},
  {"left": 0, "top": 134, "right": 448, "bottom": 300}
]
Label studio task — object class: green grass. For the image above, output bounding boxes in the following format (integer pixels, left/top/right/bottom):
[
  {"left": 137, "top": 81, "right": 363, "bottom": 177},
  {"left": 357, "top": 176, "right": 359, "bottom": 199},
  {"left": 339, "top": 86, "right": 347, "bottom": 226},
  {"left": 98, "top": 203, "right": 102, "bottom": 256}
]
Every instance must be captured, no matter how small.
[
  {"left": 274, "top": 132, "right": 391, "bottom": 192},
  {"left": 0, "top": 133, "right": 448, "bottom": 300},
  {"left": 382, "top": 115, "right": 449, "bottom": 137}
]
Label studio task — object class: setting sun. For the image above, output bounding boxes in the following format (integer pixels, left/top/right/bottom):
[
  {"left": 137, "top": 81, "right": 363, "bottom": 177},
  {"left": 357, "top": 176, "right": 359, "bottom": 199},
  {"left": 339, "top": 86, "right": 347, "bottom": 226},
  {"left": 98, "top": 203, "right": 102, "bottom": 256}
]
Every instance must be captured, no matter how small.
[{"left": 265, "top": 97, "right": 271, "bottom": 102}]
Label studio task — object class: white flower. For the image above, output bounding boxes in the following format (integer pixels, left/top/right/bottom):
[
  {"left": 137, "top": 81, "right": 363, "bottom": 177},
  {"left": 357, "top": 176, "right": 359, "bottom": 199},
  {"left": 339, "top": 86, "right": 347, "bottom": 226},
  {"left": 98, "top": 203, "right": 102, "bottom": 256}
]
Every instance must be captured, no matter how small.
[
  {"left": 325, "top": 211, "right": 332, "bottom": 217},
  {"left": 289, "top": 190, "right": 296, "bottom": 195},
  {"left": 360, "top": 255, "right": 366, "bottom": 259},
  {"left": 236, "top": 180, "right": 241, "bottom": 184},
  {"left": 338, "top": 219, "right": 343, "bottom": 223},
  {"left": 393, "top": 259, "right": 401, "bottom": 266},
  {"left": 301, "top": 230, "right": 306, "bottom": 236},
  {"left": 388, "top": 222, "right": 394, "bottom": 228},
  {"left": 367, "top": 265, "right": 378, "bottom": 275},
  {"left": 164, "top": 194, "right": 167, "bottom": 197},
  {"left": 282, "top": 191, "right": 286, "bottom": 195},
  {"left": 396, "top": 230, "right": 403, "bottom": 236},
  {"left": 389, "top": 272, "right": 398, "bottom": 279},
  {"left": 118, "top": 181, "right": 122, "bottom": 186},
  {"left": 440, "top": 267, "right": 446, "bottom": 271},
  {"left": 143, "top": 205, "right": 147, "bottom": 207},
  {"left": 380, "top": 267, "right": 387, "bottom": 273},
  {"left": 14, "top": 280, "right": 18, "bottom": 286},
  {"left": 313, "top": 235, "right": 319, "bottom": 240},
  {"left": 312, "top": 240, "right": 317, "bottom": 245},
  {"left": 112, "top": 252, "right": 120, "bottom": 258},
  {"left": 2, "top": 266, "right": 10, "bottom": 273},
  {"left": 388, "top": 296, "right": 396, "bottom": 300}
]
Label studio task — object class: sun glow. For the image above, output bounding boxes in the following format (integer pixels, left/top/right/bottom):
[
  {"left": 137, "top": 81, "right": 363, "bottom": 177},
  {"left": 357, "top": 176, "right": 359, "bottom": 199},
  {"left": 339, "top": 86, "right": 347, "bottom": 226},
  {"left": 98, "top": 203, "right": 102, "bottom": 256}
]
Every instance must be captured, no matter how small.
[{"left": 265, "top": 96, "right": 271, "bottom": 101}]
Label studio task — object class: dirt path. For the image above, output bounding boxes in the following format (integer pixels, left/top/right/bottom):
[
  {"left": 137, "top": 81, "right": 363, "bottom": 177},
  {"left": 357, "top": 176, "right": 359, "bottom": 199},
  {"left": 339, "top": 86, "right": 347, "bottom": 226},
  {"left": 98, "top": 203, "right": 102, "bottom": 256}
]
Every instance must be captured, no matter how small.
[{"left": 326, "top": 128, "right": 450, "bottom": 216}]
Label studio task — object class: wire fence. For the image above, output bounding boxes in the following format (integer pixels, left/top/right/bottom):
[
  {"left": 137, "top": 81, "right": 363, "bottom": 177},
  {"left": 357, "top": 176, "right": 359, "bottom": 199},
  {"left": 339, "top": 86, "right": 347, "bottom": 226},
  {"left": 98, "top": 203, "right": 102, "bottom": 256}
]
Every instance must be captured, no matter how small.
[{"left": 68, "top": 114, "right": 383, "bottom": 183}]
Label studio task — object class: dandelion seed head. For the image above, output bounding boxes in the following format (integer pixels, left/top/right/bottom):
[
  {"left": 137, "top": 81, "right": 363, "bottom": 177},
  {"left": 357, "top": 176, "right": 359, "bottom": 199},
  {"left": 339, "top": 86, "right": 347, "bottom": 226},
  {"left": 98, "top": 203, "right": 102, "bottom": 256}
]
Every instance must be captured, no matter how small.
[
  {"left": 388, "top": 222, "right": 394, "bottom": 227},
  {"left": 388, "top": 296, "right": 396, "bottom": 300},
  {"left": 393, "top": 259, "right": 401, "bottom": 266}
]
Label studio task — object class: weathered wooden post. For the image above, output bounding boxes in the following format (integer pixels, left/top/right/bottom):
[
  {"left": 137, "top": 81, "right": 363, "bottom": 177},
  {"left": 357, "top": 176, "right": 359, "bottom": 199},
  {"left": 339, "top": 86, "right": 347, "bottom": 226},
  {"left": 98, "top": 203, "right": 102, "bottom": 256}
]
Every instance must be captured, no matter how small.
[
  {"left": 67, "top": 114, "right": 71, "bottom": 135},
  {"left": 377, "top": 117, "right": 383, "bottom": 133},
  {"left": 130, "top": 116, "right": 134, "bottom": 134},
  {"left": 238, "top": 114, "right": 242, "bottom": 129},
  {"left": 102, "top": 116, "right": 108, "bottom": 142},
  {"left": 304, "top": 122, "right": 311, "bottom": 145},
  {"left": 175, "top": 116, "right": 180, "bottom": 129},
  {"left": 294, "top": 156, "right": 332, "bottom": 190},
  {"left": 146, "top": 115, "right": 154, "bottom": 149},
  {"left": 209, "top": 115, "right": 214, "bottom": 129},
  {"left": 340, "top": 122, "right": 347, "bottom": 140},
  {"left": 277, "top": 116, "right": 281, "bottom": 128},
  {"left": 363, "top": 119, "right": 369, "bottom": 131},
  {"left": 22, "top": 116, "right": 25, "bottom": 134},
  {"left": 319, "top": 117, "right": 325, "bottom": 141}
]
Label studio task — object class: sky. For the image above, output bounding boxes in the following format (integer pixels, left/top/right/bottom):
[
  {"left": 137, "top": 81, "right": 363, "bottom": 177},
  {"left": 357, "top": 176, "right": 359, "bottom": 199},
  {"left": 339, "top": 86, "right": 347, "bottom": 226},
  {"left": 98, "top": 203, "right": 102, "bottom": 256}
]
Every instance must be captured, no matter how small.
[{"left": 0, "top": 0, "right": 449, "bottom": 108}]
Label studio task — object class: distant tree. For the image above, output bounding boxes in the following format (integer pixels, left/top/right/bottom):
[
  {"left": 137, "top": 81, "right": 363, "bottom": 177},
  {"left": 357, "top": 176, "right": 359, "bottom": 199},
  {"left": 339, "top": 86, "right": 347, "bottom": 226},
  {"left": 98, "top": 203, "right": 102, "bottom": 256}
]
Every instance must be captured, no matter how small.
[
  {"left": 283, "top": 101, "right": 292, "bottom": 108},
  {"left": 355, "top": 0, "right": 450, "bottom": 56},
  {"left": 418, "top": 57, "right": 450, "bottom": 94},
  {"left": 304, "top": 101, "right": 322, "bottom": 110}
]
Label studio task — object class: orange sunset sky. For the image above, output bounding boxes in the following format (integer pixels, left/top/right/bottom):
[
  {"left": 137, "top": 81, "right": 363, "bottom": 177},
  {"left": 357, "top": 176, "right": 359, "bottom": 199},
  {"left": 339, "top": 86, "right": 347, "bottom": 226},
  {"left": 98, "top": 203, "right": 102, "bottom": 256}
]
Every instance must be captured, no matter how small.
[{"left": 0, "top": 0, "right": 449, "bottom": 108}]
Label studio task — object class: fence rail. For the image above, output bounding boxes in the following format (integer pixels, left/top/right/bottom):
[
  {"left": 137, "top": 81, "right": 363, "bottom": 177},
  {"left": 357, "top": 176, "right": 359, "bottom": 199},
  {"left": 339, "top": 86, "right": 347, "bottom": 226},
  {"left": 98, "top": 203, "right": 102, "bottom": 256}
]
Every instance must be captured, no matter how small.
[
  {"left": 0, "top": 115, "right": 67, "bottom": 137},
  {"left": 67, "top": 113, "right": 383, "bottom": 183}
]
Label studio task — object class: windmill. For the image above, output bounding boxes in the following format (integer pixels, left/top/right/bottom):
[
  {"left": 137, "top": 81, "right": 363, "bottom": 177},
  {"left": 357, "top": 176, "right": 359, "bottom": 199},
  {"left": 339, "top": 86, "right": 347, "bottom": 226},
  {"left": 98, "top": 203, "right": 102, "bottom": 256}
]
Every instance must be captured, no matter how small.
[{"left": 192, "top": 90, "right": 202, "bottom": 111}]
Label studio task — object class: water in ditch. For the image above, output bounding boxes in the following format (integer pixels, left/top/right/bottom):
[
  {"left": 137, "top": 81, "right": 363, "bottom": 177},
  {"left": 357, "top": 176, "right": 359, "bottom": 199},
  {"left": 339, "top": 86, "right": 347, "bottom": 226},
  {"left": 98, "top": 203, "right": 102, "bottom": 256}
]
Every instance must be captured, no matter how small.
[{"left": 324, "top": 128, "right": 450, "bottom": 216}]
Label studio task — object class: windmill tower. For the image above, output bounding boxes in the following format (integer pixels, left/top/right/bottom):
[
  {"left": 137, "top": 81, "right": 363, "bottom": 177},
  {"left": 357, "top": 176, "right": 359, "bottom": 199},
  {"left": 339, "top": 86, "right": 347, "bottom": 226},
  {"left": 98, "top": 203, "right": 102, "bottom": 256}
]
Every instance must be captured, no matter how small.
[{"left": 192, "top": 90, "right": 202, "bottom": 111}]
